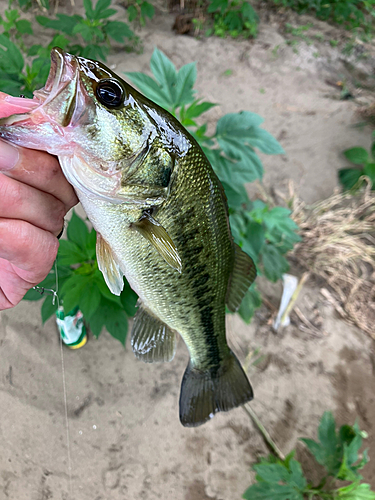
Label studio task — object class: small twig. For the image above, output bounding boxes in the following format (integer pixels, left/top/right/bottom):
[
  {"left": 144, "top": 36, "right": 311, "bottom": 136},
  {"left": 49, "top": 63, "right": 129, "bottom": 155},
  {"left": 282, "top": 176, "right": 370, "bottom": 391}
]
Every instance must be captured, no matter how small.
[{"left": 242, "top": 403, "right": 286, "bottom": 461}]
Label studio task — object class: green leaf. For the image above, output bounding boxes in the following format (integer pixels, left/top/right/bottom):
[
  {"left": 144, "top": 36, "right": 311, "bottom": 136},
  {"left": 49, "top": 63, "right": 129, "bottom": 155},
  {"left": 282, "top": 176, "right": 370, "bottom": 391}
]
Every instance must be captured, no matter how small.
[
  {"left": 100, "top": 298, "right": 129, "bottom": 345},
  {"left": 371, "top": 141, "right": 375, "bottom": 160},
  {"left": 237, "top": 283, "right": 262, "bottom": 323},
  {"left": 216, "top": 112, "right": 283, "bottom": 159},
  {"left": 301, "top": 411, "right": 342, "bottom": 476},
  {"left": 36, "top": 14, "right": 83, "bottom": 35},
  {"left": 175, "top": 62, "right": 197, "bottom": 107},
  {"left": 140, "top": 1, "right": 154, "bottom": 19},
  {"left": 208, "top": 0, "right": 228, "bottom": 13},
  {"left": 337, "top": 483, "right": 375, "bottom": 500},
  {"left": 73, "top": 22, "right": 104, "bottom": 42},
  {"left": 319, "top": 411, "right": 338, "bottom": 455},
  {"left": 221, "top": 180, "right": 249, "bottom": 209},
  {"left": 78, "top": 283, "right": 101, "bottom": 321},
  {"left": 261, "top": 243, "right": 289, "bottom": 281},
  {"left": 127, "top": 5, "right": 138, "bottom": 22},
  {"left": 289, "top": 460, "right": 307, "bottom": 490},
  {"left": 15, "top": 19, "right": 33, "bottom": 34},
  {"left": 87, "top": 299, "right": 105, "bottom": 338},
  {"left": 23, "top": 288, "right": 44, "bottom": 301},
  {"left": 212, "top": 149, "right": 264, "bottom": 188},
  {"left": 125, "top": 71, "right": 170, "bottom": 109},
  {"left": 0, "top": 76, "right": 22, "bottom": 96},
  {"left": 41, "top": 295, "right": 58, "bottom": 323},
  {"left": 92, "top": 0, "right": 111, "bottom": 18},
  {"left": 253, "top": 463, "right": 289, "bottom": 483},
  {"left": 67, "top": 211, "right": 90, "bottom": 251},
  {"left": 343, "top": 147, "right": 369, "bottom": 165},
  {"left": 339, "top": 168, "right": 363, "bottom": 190},
  {"left": 240, "top": 220, "right": 265, "bottom": 260},
  {"left": 83, "top": 0, "right": 95, "bottom": 19},
  {"left": 150, "top": 48, "right": 178, "bottom": 109},
  {"left": 58, "top": 239, "right": 86, "bottom": 266},
  {"left": 60, "top": 273, "right": 93, "bottom": 313},
  {"left": 244, "top": 126, "right": 285, "bottom": 154},
  {"left": 120, "top": 281, "right": 138, "bottom": 317},
  {"left": 364, "top": 163, "right": 375, "bottom": 185},
  {"left": 0, "top": 34, "right": 24, "bottom": 75},
  {"left": 260, "top": 206, "right": 301, "bottom": 253},
  {"left": 183, "top": 99, "right": 216, "bottom": 120},
  {"left": 105, "top": 20, "right": 134, "bottom": 42},
  {"left": 243, "top": 482, "right": 304, "bottom": 500}
]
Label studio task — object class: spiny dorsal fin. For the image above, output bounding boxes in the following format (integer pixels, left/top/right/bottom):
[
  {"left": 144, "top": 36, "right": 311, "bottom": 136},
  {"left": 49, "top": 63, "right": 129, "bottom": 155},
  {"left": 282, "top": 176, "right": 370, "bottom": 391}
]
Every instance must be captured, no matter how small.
[
  {"left": 226, "top": 244, "right": 256, "bottom": 312},
  {"left": 131, "top": 213, "right": 182, "bottom": 273},
  {"left": 131, "top": 304, "right": 177, "bottom": 363},
  {"left": 179, "top": 350, "right": 253, "bottom": 427},
  {"left": 96, "top": 233, "right": 124, "bottom": 295}
]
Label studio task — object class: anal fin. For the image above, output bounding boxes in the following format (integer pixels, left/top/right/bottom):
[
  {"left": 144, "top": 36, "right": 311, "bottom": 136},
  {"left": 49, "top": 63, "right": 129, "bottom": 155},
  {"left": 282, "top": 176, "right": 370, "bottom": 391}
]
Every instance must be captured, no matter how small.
[
  {"left": 179, "top": 350, "right": 253, "bottom": 427},
  {"left": 131, "top": 304, "right": 177, "bottom": 363},
  {"left": 226, "top": 243, "right": 256, "bottom": 312},
  {"left": 96, "top": 233, "right": 124, "bottom": 295}
]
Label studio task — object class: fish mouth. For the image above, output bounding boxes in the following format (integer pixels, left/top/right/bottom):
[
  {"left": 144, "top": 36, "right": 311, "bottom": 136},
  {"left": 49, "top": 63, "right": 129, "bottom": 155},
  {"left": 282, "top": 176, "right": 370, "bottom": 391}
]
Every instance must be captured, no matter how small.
[
  {"left": 34, "top": 47, "right": 78, "bottom": 104},
  {"left": 0, "top": 48, "right": 83, "bottom": 127}
]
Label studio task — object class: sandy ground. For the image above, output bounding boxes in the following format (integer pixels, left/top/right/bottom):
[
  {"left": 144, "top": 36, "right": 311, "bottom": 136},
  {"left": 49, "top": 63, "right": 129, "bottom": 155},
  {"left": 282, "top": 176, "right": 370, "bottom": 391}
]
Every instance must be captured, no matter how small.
[{"left": 1, "top": 7, "right": 375, "bottom": 500}]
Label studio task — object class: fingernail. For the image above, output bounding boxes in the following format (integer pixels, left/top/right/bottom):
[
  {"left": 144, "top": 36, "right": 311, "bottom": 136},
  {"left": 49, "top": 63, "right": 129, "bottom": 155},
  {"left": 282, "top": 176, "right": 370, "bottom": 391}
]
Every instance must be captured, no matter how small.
[{"left": 0, "top": 140, "right": 19, "bottom": 171}]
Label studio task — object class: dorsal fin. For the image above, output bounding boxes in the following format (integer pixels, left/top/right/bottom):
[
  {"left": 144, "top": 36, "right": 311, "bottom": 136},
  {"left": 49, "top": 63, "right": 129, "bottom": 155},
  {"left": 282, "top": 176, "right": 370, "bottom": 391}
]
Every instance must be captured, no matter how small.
[
  {"left": 96, "top": 233, "right": 124, "bottom": 295},
  {"left": 226, "top": 244, "right": 256, "bottom": 312},
  {"left": 131, "top": 212, "right": 182, "bottom": 273},
  {"left": 131, "top": 303, "right": 177, "bottom": 363}
]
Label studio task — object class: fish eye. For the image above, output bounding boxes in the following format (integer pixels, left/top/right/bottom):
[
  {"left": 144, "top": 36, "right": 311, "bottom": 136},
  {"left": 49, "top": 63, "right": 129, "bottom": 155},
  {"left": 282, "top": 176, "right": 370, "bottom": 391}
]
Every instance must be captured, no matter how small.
[{"left": 96, "top": 79, "right": 124, "bottom": 108}]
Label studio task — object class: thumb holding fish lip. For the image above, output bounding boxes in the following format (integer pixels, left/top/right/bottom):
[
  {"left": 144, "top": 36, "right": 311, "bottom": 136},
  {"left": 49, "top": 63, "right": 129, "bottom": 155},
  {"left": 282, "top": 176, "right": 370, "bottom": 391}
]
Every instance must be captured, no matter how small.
[{"left": 0, "top": 139, "right": 20, "bottom": 171}]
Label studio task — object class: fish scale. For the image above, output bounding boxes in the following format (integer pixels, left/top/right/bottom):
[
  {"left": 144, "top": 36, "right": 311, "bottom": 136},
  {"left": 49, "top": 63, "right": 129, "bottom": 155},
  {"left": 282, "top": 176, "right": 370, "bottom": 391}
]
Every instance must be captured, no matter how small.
[{"left": 0, "top": 48, "right": 257, "bottom": 427}]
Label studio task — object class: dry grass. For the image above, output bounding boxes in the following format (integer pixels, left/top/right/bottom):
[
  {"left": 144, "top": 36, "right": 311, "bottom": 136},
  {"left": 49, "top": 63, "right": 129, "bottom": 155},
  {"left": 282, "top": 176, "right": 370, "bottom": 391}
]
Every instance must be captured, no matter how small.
[{"left": 290, "top": 179, "right": 375, "bottom": 338}]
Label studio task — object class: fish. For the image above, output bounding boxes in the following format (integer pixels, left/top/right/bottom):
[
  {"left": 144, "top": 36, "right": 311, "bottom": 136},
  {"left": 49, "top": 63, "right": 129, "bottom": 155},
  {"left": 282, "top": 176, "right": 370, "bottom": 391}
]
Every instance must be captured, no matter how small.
[{"left": 0, "top": 48, "right": 256, "bottom": 427}]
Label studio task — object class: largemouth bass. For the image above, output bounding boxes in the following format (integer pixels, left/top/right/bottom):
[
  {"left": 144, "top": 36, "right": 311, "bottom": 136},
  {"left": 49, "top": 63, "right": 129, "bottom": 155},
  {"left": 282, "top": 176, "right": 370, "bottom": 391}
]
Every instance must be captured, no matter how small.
[{"left": 0, "top": 48, "right": 256, "bottom": 427}]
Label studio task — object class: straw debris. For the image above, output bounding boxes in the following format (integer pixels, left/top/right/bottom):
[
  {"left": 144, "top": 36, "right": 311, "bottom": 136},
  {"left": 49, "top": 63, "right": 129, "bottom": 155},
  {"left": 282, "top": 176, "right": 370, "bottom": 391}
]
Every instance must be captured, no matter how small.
[{"left": 290, "top": 179, "right": 375, "bottom": 338}]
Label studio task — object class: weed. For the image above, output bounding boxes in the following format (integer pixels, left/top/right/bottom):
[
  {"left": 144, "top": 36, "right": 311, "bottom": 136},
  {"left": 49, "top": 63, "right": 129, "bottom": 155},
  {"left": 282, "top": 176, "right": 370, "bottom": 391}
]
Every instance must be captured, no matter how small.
[
  {"left": 272, "top": 0, "right": 374, "bottom": 33},
  {"left": 244, "top": 411, "right": 375, "bottom": 500},
  {"left": 0, "top": 0, "right": 149, "bottom": 97},
  {"left": 339, "top": 132, "right": 375, "bottom": 190},
  {"left": 205, "top": 0, "right": 259, "bottom": 39}
]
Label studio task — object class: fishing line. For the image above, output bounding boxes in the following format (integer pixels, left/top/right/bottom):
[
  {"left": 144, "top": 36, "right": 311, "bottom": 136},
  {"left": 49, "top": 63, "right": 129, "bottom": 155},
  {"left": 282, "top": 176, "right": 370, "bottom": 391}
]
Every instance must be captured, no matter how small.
[{"left": 33, "top": 261, "right": 73, "bottom": 497}]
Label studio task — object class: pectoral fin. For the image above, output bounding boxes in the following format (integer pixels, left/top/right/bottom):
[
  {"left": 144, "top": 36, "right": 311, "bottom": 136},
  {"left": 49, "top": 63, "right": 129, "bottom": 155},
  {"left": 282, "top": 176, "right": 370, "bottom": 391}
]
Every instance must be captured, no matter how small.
[
  {"left": 131, "top": 303, "right": 177, "bottom": 363},
  {"left": 96, "top": 233, "right": 124, "bottom": 295},
  {"left": 226, "top": 244, "right": 257, "bottom": 312},
  {"left": 132, "top": 213, "right": 182, "bottom": 273}
]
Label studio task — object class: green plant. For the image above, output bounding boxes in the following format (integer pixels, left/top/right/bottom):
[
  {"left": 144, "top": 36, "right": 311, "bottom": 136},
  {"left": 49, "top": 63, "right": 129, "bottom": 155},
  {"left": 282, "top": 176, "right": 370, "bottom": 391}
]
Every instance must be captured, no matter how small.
[
  {"left": 36, "top": 0, "right": 136, "bottom": 61},
  {"left": 24, "top": 212, "right": 137, "bottom": 344},
  {"left": 0, "top": 2, "right": 33, "bottom": 51},
  {"left": 339, "top": 133, "right": 375, "bottom": 190},
  {"left": 243, "top": 411, "right": 375, "bottom": 500},
  {"left": 205, "top": 0, "right": 259, "bottom": 38},
  {"left": 126, "top": 48, "right": 301, "bottom": 323},
  {"left": 0, "top": 0, "right": 141, "bottom": 97},
  {"left": 271, "top": 0, "right": 375, "bottom": 34},
  {"left": 126, "top": 0, "right": 154, "bottom": 27}
]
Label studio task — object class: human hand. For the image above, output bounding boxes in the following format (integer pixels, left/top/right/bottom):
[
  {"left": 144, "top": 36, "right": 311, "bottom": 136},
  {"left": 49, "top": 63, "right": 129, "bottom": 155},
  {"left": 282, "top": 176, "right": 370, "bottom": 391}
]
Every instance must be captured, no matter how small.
[{"left": 0, "top": 141, "right": 78, "bottom": 310}]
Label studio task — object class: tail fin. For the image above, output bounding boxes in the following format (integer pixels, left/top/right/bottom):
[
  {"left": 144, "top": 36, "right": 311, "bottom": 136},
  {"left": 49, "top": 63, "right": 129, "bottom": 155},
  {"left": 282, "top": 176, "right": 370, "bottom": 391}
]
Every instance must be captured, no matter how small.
[{"left": 179, "top": 350, "right": 253, "bottom": 427}]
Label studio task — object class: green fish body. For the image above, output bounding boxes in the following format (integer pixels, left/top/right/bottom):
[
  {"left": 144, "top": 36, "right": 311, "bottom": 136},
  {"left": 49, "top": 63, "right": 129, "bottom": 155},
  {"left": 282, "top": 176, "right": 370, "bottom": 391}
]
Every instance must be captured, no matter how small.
[{"left": 0, "top": 48, "right": 256, "bottom": 426}]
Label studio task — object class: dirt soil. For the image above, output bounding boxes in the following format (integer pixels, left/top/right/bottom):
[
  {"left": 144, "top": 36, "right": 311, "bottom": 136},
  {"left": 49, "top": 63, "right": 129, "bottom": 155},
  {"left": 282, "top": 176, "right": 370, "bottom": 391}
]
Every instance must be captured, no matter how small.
[{"left": 1, "top": 5, "right": 375, "bottom": 500}]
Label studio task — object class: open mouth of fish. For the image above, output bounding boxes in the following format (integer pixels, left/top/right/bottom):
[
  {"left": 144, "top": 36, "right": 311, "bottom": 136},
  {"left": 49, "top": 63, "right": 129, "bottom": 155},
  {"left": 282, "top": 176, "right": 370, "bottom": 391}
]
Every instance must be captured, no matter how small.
[{"left": 0, "top": 48, "right": 85, "bottom": 127}]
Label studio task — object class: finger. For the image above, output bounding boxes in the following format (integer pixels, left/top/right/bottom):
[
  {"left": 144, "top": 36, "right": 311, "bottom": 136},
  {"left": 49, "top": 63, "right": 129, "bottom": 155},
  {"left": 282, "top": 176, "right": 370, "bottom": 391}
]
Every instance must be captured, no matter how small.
[
  {"left": 0, "top": 173, "right": 66, "bottom": 235},
  {"left": 0, "top": 218, "right": 58, "bottom": 286},
  {"left": 0, "top": 140, "right": 78, "bottom": 211}
]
